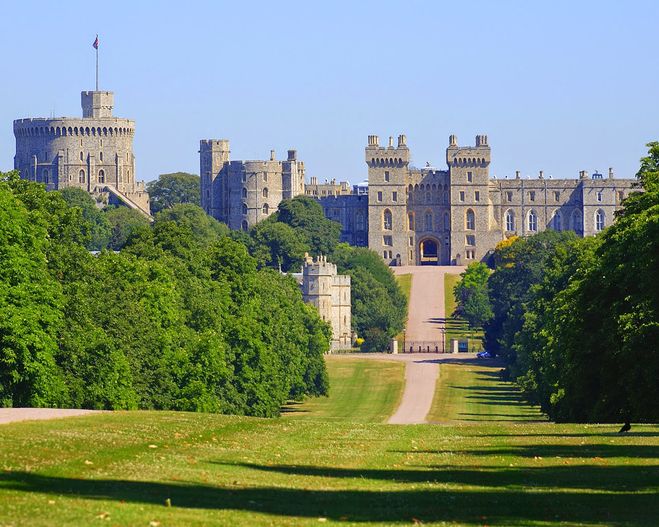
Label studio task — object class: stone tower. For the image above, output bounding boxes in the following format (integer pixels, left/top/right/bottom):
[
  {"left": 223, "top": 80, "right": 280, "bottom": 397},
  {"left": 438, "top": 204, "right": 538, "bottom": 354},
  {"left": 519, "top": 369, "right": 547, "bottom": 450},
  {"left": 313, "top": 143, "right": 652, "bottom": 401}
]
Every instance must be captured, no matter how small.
[
  {"left": 13, "top": 90, "right": 150, "bottom": 216},
  {"left": 365, "top": 134, "right": 411, "bottom": 265},
  {"left": 302, "top": 254, "right": 351, "bottom": 350},
  {"left": 200, "top": 139, "right": 231, "bottom": 220},
  {"left": 447, "top": 135, "right": 492, "bottom": 263}
]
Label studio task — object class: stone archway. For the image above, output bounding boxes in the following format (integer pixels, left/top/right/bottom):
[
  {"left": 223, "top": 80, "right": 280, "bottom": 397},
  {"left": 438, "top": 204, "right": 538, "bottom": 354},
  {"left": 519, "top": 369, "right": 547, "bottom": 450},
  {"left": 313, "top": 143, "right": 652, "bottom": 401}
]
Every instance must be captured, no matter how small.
[{"left": 419, "top": 238, "right": 439, "bottom": 266}]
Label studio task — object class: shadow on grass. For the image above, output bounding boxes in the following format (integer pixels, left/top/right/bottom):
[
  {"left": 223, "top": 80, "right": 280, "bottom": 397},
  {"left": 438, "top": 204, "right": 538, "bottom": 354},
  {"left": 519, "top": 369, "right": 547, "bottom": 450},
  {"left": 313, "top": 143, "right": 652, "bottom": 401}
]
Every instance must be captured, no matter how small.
[
  {"left": 1, "top": 467, "right": 657, "bottom": 525},
  {"left": 280, "top": 401, "right": 310, "bottom": 414}
]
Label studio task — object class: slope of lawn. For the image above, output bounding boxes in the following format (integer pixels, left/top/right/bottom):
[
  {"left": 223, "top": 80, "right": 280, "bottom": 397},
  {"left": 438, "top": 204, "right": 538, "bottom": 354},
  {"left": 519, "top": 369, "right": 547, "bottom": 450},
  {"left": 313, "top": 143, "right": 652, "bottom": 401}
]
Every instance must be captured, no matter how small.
[
  {"left": 444, "top": 273, "right": 484, "bottom": 352},
  {"left": 283, "top": 356, "right": 405, "bottom": 423},
  {"left": 394, "top": 273, "right": 413, "bottom": 350},
  {"left": 1, "top": 357, "right": 658, "bottom": 527},
  {"left": 427, "top": 360, "right": 546, "bottom": 423}
]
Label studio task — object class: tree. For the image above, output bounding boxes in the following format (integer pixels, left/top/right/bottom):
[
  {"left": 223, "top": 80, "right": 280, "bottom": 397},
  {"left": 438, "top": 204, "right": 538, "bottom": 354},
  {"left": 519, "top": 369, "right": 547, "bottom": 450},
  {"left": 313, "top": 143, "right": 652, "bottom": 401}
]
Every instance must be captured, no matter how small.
[
  {"left": 104, "top": 206, "right": 151, "bottom": 250},
  {"left": 146, "top": 172, "right": 201, "bottom": 215},
  {"left": 154, "top": 203, "right": 229, "bottom": 244},
  {"left": 453, "top": 262, "right": 493, "bottom": 329},
  {"left": 58, "top": 187, "right": 111, "bottom": 250},
  {"left": 250, "top": 221, "right": 309, "bottom": 271}
]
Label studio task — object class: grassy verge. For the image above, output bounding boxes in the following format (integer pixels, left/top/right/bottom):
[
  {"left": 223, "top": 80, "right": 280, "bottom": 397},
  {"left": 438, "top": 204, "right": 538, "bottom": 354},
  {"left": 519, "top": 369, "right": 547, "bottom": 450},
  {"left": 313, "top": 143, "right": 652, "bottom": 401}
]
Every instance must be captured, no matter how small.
[
  {"left": 1, "top": 411, "right": 657, "bottom": 526},
  {"left": 444, "top": 273, "right": 484, "bottom": 352},
  {"left": 427, "top": 360, "right": 546, "bottom": 423},
  {"left": 394, "top": 274, "right": 412, "bottom": 350},
  {"left": 282, "top": 357, "right": 405, "bottom": 423}
]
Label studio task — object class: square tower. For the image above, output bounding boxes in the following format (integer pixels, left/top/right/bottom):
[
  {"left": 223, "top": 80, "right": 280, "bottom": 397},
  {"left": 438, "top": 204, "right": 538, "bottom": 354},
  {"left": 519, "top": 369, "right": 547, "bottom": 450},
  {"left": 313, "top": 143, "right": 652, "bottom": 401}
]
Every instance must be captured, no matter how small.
[{"left": 81, "top": 91, "right": 114, "bottom": 118}]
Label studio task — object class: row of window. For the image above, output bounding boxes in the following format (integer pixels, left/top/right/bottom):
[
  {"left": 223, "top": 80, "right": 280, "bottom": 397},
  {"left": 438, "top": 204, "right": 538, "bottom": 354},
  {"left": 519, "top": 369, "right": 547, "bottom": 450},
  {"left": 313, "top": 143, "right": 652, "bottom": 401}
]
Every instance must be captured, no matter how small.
[
  {"left": 37, "top": 168, "right": 130, "bottom": 185},
  {"left": 241, "top": 203, "right": 270, "bottom": 215},
  {"left": 242, "top": 188, "right": 270, "bottom": 199},
  {"left": 504, "top": 190, "right": 621, "bottom": 203},
  {"left": 17, "top": 125, "right": 132, "bottom": 137},
  {"left": 504, "top": 208, "right": 606, "bottom": 232}
]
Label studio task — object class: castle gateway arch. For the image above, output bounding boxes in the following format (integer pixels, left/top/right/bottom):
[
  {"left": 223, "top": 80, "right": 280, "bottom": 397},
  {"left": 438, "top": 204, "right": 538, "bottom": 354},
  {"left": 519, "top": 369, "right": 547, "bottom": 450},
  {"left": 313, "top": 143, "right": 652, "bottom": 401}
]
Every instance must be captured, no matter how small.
[{"left": 419, "top": 237, "right": 440, "bottom": 265}]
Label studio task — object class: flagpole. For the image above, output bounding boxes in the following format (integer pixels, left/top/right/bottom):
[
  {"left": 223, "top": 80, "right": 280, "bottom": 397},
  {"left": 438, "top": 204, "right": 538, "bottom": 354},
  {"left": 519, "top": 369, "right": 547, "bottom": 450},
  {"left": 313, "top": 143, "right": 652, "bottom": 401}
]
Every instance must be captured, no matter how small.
[{"left": 95, "top": 40, "right": 99, "bottom": 91}]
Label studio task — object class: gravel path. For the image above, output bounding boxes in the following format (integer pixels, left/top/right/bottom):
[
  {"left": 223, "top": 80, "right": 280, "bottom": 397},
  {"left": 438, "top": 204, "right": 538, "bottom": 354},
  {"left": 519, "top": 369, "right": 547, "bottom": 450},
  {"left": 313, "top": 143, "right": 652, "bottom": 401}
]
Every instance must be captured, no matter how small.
[{"left": 0, "top": 408, "right": 103, "bottom": 425}]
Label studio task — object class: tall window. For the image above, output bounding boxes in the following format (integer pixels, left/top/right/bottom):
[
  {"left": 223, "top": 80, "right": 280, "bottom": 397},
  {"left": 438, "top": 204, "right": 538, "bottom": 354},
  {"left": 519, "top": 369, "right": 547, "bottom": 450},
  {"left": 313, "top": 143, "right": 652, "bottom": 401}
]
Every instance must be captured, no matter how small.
[
  {"left": 506, "top": 191, "right": 513, "bottom": 202},
  {"left": 475, "top": 191, "right": 480, "bottom": 202},
  {"left": 529, "top": 191, "right": 536, "bottom": 202},
  {"left": 262, "top": 203, "right": 269, "bottom": 215},
  {"left": 595, "top": 209, "right": 605, "bottom": 231},
  {"left": 528, "top": 210, "right": 538, "bottom": 232},
  {"left": 356, "top": 211, "right": 365, "bottom": 230},
  {"left": 99, "top": 152, "right": 103, "bottom": 162},
  {"left": 262, "top": 188, "right": 268, "bottom": 198},
  {"left": 597, "top": 191, "right": 603, "bottom": 202},
  {"left": 98, "top": 169, "right": 105, "bottom": 183},
  {"left": 505, "top": 209, "right": 515, "bottom": 231},
  {"left": 552, "top": 211, "right": 562, "bottom": 231},
  {"left": 377, "top": 191, "right": 383, "bottom": 202},
  {"left": 242, "top": 203, "right": 248, "bottom": 215},
  {"left": 408, "top": 213, "right": 414, "bottom": 230},
  {"left": 444, "top": 212, "right": 450, "bottom": 230},
  {"left": 384, "top": 171, "right": 390, "bottom": 182},
  {"left": 554, "top": 191, "right": 560, "bottom": 202},
  {"left": 43, "top": 169, "right": 49, "bottom": 184},
  {"left": 79, "top": 170, "right": 85, "bottom": 183},
  {"left": 241, "top": 220, "right": 248, "bottom": 231},
  {"left": 424, "top": 211, "right": 433, "bottom": 231},
  {"left": 383, "top": 209, "right": 392, "bottom": 230},
  {"left": 80, "top": 151, "right": 83, "bottom": 161},
  {"left": 465, "top": 209, "right": 475, "bottom": 230},
  {"left": 467, "top": 171, "right": 473, "bottom": 182},
  {"left": 459, "top": 191, "right": 465, "bottom": 202},
  {"left": 242, "top": 187, "right": 247, "bottom": 199},
  {"left": 572, "top": 209, "right": 583, "bottom": 232},
  {"left": 392, "top": 191, "right": 398, "bottom": 202}
]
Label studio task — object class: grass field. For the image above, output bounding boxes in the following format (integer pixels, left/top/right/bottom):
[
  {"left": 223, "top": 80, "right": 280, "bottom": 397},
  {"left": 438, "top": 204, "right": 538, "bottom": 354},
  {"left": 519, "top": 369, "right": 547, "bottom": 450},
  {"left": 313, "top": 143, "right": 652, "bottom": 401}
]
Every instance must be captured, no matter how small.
[
  {"left": 282, "top": 357, "right": 405, "bottom": 423},
  {"left": 1, "top": 358, "right": 658, "bottom": 526},
  {"left": 444, "top": 273, "right": 484, "bottom": 352},
  {"left": 394, "top": 273, "right": 412, "bottom": 350},
  {"left": 428, "top": 360, "right": 546, "bottom": 423}
]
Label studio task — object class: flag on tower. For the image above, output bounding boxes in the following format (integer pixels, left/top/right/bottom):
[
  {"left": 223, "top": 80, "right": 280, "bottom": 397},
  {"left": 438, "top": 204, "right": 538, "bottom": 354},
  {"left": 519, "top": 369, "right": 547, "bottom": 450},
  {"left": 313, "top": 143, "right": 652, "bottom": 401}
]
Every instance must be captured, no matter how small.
[{"left": 93, "top": 35, "right": 99, "bottom": 49}]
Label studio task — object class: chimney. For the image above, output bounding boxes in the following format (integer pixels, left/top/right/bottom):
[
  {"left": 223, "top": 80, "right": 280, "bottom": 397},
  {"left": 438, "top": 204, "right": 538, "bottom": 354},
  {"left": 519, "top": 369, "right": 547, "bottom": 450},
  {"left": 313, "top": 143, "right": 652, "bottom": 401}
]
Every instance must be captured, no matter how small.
[
  {"left": 539, "top": 170, "right": 544, "bottom": 179},
  {"left": 368, "top": 135, "right": 379, "bottom": 147},
  {"left": 270, "top": 150, "right": 276, "bottom": 161},
  {"left": 608, "top": 167, "right": 614, "bottom": 179},
  {"left": 388, "top": 136, "right": 394, "bottom": 147},
  {"left": 515, "top": 170, "right": 521, "bottom": 179},
  {"left": 397, "top": 134, "right": 407, "bottom": 147},
  {"left": 287, "top": 149, "right": 297, "bottom": 161}
]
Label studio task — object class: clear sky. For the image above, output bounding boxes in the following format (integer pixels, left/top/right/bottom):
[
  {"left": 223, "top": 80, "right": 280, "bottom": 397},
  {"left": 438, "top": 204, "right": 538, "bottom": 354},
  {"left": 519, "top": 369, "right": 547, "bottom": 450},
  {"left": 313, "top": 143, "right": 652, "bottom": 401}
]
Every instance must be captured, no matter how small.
[{"left": 1, "top": 0, "right": 658, "bottom": 184}]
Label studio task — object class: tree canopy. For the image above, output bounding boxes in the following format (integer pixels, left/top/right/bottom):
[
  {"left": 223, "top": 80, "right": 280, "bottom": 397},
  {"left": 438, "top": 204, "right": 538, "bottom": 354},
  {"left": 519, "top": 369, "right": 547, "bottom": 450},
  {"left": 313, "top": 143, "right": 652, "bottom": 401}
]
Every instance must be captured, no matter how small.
[{"left": 146, "top": 172, "right": 201, "bottom": 215}]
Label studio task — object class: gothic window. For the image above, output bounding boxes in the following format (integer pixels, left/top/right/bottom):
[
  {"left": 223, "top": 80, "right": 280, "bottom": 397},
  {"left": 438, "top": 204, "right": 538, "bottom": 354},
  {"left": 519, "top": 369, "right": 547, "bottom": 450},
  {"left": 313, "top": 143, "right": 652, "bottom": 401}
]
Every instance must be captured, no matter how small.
[
  {"left": 241, "top": 220, "right": 248, "bottom": 231},
  {"left": 528, "top": 210, "right": 538, "bottom": 232},
  {"left": 99, "top": 152, "right": 103, "bottom": 162},
  {"left": 408, "top": 212, "right": 414, "bottom": 230},
  {"left": 383, "top": 209, "right": 392, "bottom": 230},
  {"left": 262, "top": 188, "right": 268, "bottom": 198},
  {"left": 79, "top": 170, "right": 85, "bottom": 183},
  {"left": 242, "top": 203, "right": 248, "bottom": 215},
  {"left": 443, "top": 191, "right": 449, "bottom": 204},
  {"left": 466, "top": 209, "right": 475, "bottom": 230},
  {"left": 552, "top": 211, "right": 562, "bottom": 231},
  {"left": 356, "top": 212, "right": 365, "bottom": 230},
  {"left": 98, "top": 170, "right": 105, "bottom": 183},
  {"left": 262, "top": 203, "right": 269, "bottom": 215},
  {"left": 572, "top": 209, "right": 583, "bottom": 232},
  {"left": 466, "top": 235, "right": 475, "bottom": 246},
  {"left": 595, "top": 209, "right": 605, "bottom": 231},
  {"left": 505, "top": 209, "right": 515, "bottom": 231},
  {"left": 444, "top": 212, "right": 450, "bottom": 230},
  {"left": 242, "top": 187, "right": 247, "bottom": 199},
  {"left": 383, "top": 235, "right": 393, "bottom": 246},
  {"left": 43, "top": 169, "right": 49, "bottom": 184},
  {"left": 80, "top": 151, "right": 84, "bottom": 161},
  {"left": 424, "top": 211, "right": 433, "bottom": 231}
]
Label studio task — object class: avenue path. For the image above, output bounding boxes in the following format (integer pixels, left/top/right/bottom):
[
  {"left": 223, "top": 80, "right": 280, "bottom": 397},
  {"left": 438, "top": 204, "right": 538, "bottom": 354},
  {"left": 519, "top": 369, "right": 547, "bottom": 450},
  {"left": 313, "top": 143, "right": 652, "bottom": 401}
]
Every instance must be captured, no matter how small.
[
  {"left": 368, "top": 265, "right": 467, "bottom": 424},
  {"left": 0, "top": 408, "right": 102, "bottom": 425}
]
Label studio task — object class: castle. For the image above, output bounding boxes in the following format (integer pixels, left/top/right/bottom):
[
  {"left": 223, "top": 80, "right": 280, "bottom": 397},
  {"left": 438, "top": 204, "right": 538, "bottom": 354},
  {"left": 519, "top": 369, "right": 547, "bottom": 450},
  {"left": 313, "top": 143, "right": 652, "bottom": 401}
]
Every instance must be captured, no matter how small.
[
  {"left": 291, "top": 254, "right": 352, "bottom": 351},
  {"left": 201, "top": 134, "right": 636, "bottom": 265},
  {"left": 13, "top": 90, "right": 150, "bottom": 216}
]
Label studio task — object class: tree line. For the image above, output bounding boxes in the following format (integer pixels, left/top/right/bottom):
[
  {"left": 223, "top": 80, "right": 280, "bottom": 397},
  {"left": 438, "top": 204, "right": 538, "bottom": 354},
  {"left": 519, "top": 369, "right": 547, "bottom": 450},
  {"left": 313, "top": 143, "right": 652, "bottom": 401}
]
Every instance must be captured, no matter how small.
[
  {"left": 454, "top": 143, "right": 658, "bottom": 423},
  {"left": 0, "top": 172, "right": 328, "bottom": 415}
]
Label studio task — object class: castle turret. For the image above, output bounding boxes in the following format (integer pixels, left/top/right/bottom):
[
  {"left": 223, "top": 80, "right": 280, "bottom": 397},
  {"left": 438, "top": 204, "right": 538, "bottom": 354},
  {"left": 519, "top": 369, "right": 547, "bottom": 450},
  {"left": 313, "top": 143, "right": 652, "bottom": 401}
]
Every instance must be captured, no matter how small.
[
  {"left": 81, "top": 91, "right": 114, "bottom": 118},
  {"left": 200, "top": 139, "right": 230, "bottom": 218}
]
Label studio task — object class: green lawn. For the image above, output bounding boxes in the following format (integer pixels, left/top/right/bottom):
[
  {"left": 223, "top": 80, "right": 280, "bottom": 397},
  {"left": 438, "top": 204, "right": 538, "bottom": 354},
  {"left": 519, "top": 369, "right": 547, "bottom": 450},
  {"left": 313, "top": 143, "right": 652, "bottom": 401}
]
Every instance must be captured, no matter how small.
[
  {"left": 394, "top": 273, "right": 412, "bottom": 350},
  {"left": 428, "top": 360, "right": 546, "bottom": 423},
  {"left": 1, "top": 358, "right": 658, "bottom": 526},
  {"left": 282, "top": 356, "right": 405, "bottom": 423},
  {"left": 444, "top": 273, "right": 484, "bottom": 352}
]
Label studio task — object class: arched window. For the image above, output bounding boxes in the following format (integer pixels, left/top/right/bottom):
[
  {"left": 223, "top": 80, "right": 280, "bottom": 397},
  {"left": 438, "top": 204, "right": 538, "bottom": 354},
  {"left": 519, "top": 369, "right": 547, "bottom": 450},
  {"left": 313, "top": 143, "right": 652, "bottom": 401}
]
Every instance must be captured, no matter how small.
[
  {"left": 356, "top": 211, "right": 365, "bottom": 230},
  {"left": 408, "top": 212, "right": 414, "bottom": 230},
  {"left": 551, "top": 211, "right": 562, "bottom": 231},
  {"left": 80, "top": 151, "right": 84, "bottom": 161},
  {"left": 443, "top": 191, "right": 449, "bottom": 204},
  {"left": 241, "top": 220, "right": 248, "bottom": 231},
  {"left": 242, "top": 187, "right": 247, "bottom": 199},
  {"left": 99, "top": 152, "right": 103, "bottom": 162},
  {"left": 572, "top": 209, "right": 583, "bottom": 232},
  {"left": 505, "top": 209, "right": 515, "bottom": 231},
  {"left": 466, "top": 209, "right": 475, "bottom": 230},
  {"left": 425, "top": 191, "right": 431, "bottom": 203},
  {"left": 262, "top": 203, "right": 269, "bottom": 215},
  {"left": 43, "top": 169, "right": 49, "bottom": 184},
  {"left": 242, "top": 203, "right": 248, "bottom": 215},
  {"left": 528, "top": 210, "right": 538, "bottom": 232},
  {"left": 595, "top": 209, "right": 605, "bottom": 232},
  {"left": 383, "top": 209, "right": 393, "bottom": 230},
  {"left": 424, "top": 211, "right": 433, "bottom": 231},
  {"left": 98, "top": 170, "right": 105, "bottom": 183},
  {"left": 79, "top": 170, "right": 85, "bottom": 183},
  {"left": 262, "top": 187, "right": 268, "bottom": 198},
  {"left": 444, "top": 212, "right": 450, "bottom": 230}
]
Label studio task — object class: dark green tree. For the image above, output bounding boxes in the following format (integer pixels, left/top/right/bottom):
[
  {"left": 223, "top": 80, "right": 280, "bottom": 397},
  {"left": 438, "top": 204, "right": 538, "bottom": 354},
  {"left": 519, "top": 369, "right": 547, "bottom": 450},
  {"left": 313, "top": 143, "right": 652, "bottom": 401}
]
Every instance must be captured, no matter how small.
[
  {"left": 104, "top": 206, "right": 151, "bottom": 250},
  {"left": 58, "top": 187, "right": 111, "bottom": 250},
  {"left": 453, "top": 262, "right": 493, "bottom": 329},
  {"left": 250, "top": 221, "right": 309, "bottom": 271},
  {"left": 146, "top": 172, "right": 201, "bottom": 215}
]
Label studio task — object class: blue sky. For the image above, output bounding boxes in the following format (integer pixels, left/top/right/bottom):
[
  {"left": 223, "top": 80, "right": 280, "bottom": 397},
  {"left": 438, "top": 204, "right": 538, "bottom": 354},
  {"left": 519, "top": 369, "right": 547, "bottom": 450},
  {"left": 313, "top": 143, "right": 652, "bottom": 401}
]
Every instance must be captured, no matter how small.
[{"left": 1, "top": 0, "right": 657, "bottom": 183}]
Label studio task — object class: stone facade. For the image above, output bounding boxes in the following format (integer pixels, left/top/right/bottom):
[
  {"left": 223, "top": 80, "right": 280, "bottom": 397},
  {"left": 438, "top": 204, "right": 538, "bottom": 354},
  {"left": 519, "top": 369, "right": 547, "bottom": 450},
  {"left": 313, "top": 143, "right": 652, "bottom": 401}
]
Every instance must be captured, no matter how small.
[
  {"left": 13, "top": 90, "right": 150, "bottom": 216},
  {"left": 292, "top": 254, "right": 352, "bottom": 351},
  {"left": 200, "top": 140, "right": 305, "bottom": 230},
  {"left": 200, "top": 133, "right": 637, "bottom": 265}
]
